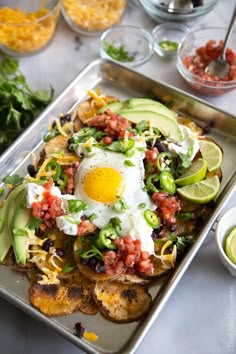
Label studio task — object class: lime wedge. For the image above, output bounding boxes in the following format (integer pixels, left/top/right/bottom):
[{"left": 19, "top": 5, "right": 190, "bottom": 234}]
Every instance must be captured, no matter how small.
[
  {"left": 225, "top": 226, "right": 236, "bottom": 265},
  {"left": 198, "top": 140, "right": 223, "bottom": 172},
  {"left": 175, "top": 158, "right": 207, "bottom": 186},
  {"left": 177, "top": 175, "right": 220, "bottom": 204}
]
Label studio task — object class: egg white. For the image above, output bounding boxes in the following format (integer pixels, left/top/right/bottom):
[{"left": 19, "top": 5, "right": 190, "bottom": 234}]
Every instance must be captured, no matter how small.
[{"left": 74, "top": 145, "right": 156, "bottom": 252}]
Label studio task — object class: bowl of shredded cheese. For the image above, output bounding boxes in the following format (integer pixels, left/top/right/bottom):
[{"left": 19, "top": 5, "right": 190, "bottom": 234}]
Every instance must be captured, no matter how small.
[
  {"left": 60, "top": 0, "right": 127, "bottom": 36},
  {"left": 0, "top": 0, "right": 60, "bottom": 56}
]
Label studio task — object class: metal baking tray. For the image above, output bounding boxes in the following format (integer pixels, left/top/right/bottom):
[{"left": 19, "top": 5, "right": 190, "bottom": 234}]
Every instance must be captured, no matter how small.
[{"left": 0, "top": 59, "right": 236, "bottom": 354}]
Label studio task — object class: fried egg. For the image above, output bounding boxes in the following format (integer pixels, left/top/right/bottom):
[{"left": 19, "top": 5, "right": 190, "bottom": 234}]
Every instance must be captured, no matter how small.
[{"left": 74, "top": 143, "right": 156, "bottom": 254}]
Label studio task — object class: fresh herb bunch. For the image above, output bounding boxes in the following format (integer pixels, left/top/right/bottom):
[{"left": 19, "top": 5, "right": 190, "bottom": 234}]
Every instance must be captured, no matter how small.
[
  {"left": 0, "top": 56, "right": 54, "bottom": 154},
  {"left": 103, "top": 41, "right": 135, "bottom": 62}
]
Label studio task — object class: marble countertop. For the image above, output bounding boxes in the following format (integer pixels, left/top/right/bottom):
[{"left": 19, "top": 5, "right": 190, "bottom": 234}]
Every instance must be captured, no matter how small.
[{"left": 1, "top": 1, "right": 236, "bottom": 353}]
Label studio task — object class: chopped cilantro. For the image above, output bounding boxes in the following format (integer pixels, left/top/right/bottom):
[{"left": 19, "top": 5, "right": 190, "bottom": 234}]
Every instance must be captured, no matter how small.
[
  {"left": 3, "top": 174, "right": 23, "bottom": 186},
  {"left": 27, "top": 216, "right": 42, "bottom": 230}
]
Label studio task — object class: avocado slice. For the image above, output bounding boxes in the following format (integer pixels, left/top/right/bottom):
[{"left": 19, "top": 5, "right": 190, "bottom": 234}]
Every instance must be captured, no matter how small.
[
  {"left": 121, "top": 103, "right": 177, "bottom": 122},
  {"left": 118, "top": 110, "right": 183, "bottom": 142},
  {"left": 0, "top": 184, "right": 26, "bottom": 262},
  {"left": 125, "top": 98, "right": 176, "bottom": 120},
  {"left": 99, "top": 98, "right": 176, "bottom": 121},
  {"left": 98, "top": 101, "right": 126, "bottom": 114},
  {"left": 8, "top": 189, "right": 31, "bottom": 264}
]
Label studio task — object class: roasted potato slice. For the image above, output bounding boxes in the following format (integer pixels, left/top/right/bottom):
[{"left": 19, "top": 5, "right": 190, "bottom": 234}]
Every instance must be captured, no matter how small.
[
  {"left": 29, "top": 281, "right": 86, "bottom": 316},
  {"left": 76, "top": 95, "right": 119, "bottom": 124},
  {"left": 93, "top": 281, "right": 152, "bottom": 323},
  {"left": 115, "top": 272, "right": 150, "bottom": 285},
  {"left": 74, "top": 236, "right": 122, "bottom": 282},
  {"left": 80, "top": 297, "right": 99, "bottom": 316},
  {"left": 44, "top": 134, "right": 70, "bottom": 158},
  {"left": 60, "top": 269, "right": 98, "bottom": 315}
]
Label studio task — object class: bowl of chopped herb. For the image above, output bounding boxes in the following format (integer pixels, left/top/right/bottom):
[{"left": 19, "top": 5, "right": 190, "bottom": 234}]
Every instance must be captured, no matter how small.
[{"left": 100, "top": 25, "right": 154, "bottom": 67}]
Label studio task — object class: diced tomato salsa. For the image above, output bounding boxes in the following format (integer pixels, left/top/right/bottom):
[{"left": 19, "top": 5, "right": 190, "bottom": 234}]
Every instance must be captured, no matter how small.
[{"left": 182, "top": 39, "right": 236, "bottom": 82}]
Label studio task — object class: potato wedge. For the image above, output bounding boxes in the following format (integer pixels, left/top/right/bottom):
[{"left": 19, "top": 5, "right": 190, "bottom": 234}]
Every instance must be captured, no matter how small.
[
  {"left": 29, "top": 281, "right": 86, "bottom": 316},
  {"left": 93, "top": 281, "right": 152, "bottom": 323}
]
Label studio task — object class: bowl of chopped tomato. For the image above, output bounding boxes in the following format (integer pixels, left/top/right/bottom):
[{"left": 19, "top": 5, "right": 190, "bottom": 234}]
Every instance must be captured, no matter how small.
[
  {"left": 0, "top": 0, "right": 60, "bottom": 56},
  {"left": 176, "top": 27, "right": 236, "bottom": 95}
]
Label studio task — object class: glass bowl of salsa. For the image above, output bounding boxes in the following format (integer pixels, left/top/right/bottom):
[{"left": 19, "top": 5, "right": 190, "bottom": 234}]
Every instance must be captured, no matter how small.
[{"left": 176, "top": 27, "right": 236, "bottom": 95}]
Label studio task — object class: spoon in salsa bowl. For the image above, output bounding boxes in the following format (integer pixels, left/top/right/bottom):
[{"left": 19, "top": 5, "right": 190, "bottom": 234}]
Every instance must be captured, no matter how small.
[{"left": 205, "top": 5, "right": 236, "bottom": 79}]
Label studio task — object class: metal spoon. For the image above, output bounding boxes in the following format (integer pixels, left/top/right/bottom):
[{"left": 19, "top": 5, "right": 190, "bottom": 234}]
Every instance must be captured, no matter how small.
[
  {"left": 167, "top": 0, "right": 193, "bottom": 14},
  {"left": 205, "top": 5, "right": 236, "bottom": 79}
]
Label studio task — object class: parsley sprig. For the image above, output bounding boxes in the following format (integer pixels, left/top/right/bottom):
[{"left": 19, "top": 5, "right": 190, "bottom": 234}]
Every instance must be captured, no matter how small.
[{"left": 0, "top": 56, "right": 54, "bottom": 154}]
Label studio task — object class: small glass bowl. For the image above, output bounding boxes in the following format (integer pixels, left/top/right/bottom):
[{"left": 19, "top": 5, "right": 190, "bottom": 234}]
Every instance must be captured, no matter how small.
[
  {"left": 0, "top": 0, "right": 60, "bottom": 56},
  {"left": 139, "top": 0, "right": 219, "bottom": 22},
  {"left": 60, "top": 0, "right": 127, "bottom": 36},
  {"left": 176, "top": 27, "right": 236, "bottom": 95},
  {"left": 215, "top": 207, "right": 236, "bottom": 277},
  {"left": 100, "top": 25, "right": 154, "bottom": 68},
  {"left": 152, "top": 22, "right": 189, "bottom": 58}
]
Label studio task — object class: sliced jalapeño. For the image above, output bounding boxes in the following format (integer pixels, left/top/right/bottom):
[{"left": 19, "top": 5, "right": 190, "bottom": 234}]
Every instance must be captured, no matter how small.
[
  {"left": 144, "top": 209, "right": 160, "bottom": 228},
  {"left": 159, "top": 171, "right": 176, "bottom": 195},
  {"left": 98, "top": 227, "right": 118, "bottom": 250}
]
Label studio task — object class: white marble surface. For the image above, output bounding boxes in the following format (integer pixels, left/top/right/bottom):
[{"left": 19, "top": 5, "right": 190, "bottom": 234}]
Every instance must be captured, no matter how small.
[{"left": 1, "top": 1, "right": 236, "bottom": 353}]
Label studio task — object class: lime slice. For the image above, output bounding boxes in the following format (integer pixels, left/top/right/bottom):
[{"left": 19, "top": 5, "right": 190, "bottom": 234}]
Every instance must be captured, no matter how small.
[
  {"left": 225, "top": 226, "right": 236, "bottom": 265},
  {"left": 177, "top": 175, "right": 220, "bottom": 204},
  {"left": 198, "top": 140, "right": 223, "bottom": 172},
  {"left": 175, "top": 158, "right": 207, "bottom": 186}
]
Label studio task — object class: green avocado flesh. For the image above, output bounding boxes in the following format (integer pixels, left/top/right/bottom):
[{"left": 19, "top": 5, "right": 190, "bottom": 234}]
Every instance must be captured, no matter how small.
[
  {"left": 118, "top": 109, "right": 183, "bottom": 142},
  {"left": 10, "top": 190, "right": 31, "bottom": 264},
  {"left": 0, "top": 184, "right": 26, "bottom": 261},
  {"left": 99, "top": 97, "right": 176, "bottom": 120}
]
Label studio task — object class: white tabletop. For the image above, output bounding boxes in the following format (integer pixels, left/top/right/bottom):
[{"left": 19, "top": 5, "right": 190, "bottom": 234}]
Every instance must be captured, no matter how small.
[{"left": 1, "top": 1, "right": 236, "bottom": 353}]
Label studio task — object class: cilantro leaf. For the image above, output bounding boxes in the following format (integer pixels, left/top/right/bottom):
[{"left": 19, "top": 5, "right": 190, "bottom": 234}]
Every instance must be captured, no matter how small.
[
  {"left": 27, "top": 216, "right": 42, "bottom": 230},
  {"left": 0, "top": 56, "right": 54, "bottom": 154},
  {"left": 3, "top": 174, "right": 23, "bottom": 186}
]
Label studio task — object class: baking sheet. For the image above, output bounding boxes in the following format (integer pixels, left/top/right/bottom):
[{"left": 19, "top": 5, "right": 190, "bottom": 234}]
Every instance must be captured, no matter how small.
[{"left": 0, "top": 59, "right": 236, "bottom": 354}]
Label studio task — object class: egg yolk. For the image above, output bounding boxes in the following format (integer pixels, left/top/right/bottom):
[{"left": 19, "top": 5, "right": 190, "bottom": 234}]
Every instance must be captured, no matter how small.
[{"left": 83, "top": 167, "right": 125, "bottom": 203}]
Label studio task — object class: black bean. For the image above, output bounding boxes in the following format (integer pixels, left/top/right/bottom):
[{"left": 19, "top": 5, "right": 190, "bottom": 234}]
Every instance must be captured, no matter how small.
[
  {"left": 42, "top": 239, "right": 54, "bottom": 252},
  {"left": 95, "top": 262, "right": 106, "bottom": 274},
  {"left": 74, "top": 322, "right": 85, "bottom": 338},
  {"left": 27, "top": 164, "right": 37, "bottom": 177},
  {"left": 56, "top": 248, "right": 65, "bottom": 258},
  {"left": 155, "top": 142, "right": 167, "bottom": 152},
  {"left": 203, "top": 121, "right": 215, "bottom": 135},
  {"left": 169, "top": 224, "right": 177, "bottom": 232},
  {"left": 88, "top": 256, "right": 97, "bottom": 268}
]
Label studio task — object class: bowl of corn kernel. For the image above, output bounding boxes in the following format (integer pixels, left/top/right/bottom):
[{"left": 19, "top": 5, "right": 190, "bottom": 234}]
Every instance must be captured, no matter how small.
[
  {"left": 0, "top": 0, "right": 60, "bottom": 56},
  {"left": 60, "top": 0, "right": 127, "bottom": 36}
]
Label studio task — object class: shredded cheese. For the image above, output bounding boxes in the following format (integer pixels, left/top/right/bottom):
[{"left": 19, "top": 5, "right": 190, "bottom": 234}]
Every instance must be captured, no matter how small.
[
  {"left": 55, "top": 119, "right": 68, "bottom": 137},
  {"left": 154, "top": 240, "right": 177, "bottom": 269},
  {"left": 61, "top": 0, "right": 127, "bottom": 32},
  {"left": 0, "top": 3, "right": 59, "bottom": 54}
]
